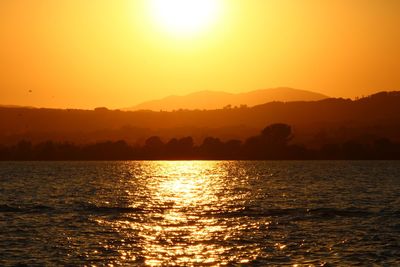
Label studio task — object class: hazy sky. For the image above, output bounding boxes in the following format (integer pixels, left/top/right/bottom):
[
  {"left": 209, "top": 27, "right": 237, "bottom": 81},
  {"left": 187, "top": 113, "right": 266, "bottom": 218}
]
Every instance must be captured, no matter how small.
[{"left": 1, "top": 0, "right": 399, "bottom": 109}]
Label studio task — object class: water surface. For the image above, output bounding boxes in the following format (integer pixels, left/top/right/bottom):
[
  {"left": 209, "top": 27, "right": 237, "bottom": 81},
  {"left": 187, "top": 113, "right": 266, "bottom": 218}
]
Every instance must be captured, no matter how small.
[{"left": 1, "top": 161, "right": 399, "bottom": 266}]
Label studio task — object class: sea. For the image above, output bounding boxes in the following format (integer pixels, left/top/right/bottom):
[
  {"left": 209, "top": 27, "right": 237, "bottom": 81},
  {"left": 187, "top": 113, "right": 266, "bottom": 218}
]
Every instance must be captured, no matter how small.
[{"left": 0, "top": 161, "right": 399, "bottom": 266}]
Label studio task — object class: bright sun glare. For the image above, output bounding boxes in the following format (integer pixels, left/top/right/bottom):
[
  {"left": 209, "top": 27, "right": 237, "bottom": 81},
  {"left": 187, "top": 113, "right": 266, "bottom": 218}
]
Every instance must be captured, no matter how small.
[{"left": 149, "top": 0, "right": 221, "bottom": 37}]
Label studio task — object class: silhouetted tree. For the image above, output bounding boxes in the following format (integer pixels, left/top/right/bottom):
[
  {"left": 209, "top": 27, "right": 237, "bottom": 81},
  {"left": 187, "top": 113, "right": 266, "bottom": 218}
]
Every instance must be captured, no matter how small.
[
  {"left": 320, "top": 143, "right": 342, "bottom": 159},
  {"left": 15, "top": 140, "right": 32, "bottom": 160},
  {"left": 165, "top": 137, "right": 195, "bottom": 159},
  {"left": 177, "top": 137, "right": 194, "bottom": 156},
  {"left": 243, "top": 136, "right": 262, "bottom": 159},
  {"left": 1, "top": 123, "right": 400, "bottom": 160},
  {"left": 199, "top": 137, "right": 224, "bottom": 158},
  {"left": 35, "top": 141, "right": 56, "bottom": 160},
  {"left": 261, "top": 123, "right": 292, "bottom": 147},
  {"left": 165, "top": 138, "right": 179, "bottom": 158},
  {"left": 372, "top": 138, "right": 398, "bottom": 159},
  {"left": 143, "top": 136, "right": 165, "bottom": 159},
  {"left": 286, "top": 144, "right": 313, "bottom": 160},
  {"left": 0, "top": 145, "right": 9, "bottom": 160},
  {"left": 144, "top": 136, "right": 163, "bottom": 149},
  {"left": 224, "top": 139, "right": 242, "bottom": 159},
  {"left": 243, "top": 123, "right": 293, "bottom": 159},
  {"left": 342, "top": 140, "right": 367, "bottom": 159}
]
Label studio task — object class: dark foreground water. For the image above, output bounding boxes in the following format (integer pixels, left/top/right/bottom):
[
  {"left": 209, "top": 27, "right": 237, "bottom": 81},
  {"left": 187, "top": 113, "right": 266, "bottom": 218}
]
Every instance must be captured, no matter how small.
[{"left": 0, "top": 161, "right": 400, "bottom": 266}]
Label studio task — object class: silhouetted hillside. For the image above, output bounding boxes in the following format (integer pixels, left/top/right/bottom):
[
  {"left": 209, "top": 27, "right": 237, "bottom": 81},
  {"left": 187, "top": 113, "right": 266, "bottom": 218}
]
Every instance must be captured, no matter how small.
[
  {"left": 1, "top": 123, "right": 399, "bottom": 160},
  {"left": 1, "top": 91, "right": 399, "bottom": 147},
  {"left": 126, "top": 87, "right": 328, "bottom": 111}
]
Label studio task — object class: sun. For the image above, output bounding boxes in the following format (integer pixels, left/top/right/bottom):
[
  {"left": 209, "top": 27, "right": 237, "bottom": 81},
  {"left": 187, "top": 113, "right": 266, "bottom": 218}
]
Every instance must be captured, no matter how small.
[{"left": 149, "top": 0, "right": 221, "bottom": 37}]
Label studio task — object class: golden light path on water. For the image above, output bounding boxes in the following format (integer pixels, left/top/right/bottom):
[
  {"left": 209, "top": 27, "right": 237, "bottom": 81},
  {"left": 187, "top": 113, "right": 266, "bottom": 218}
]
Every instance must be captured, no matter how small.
[
  {"left": 2, "top": 161, "right": 399, "bottom": 265},
  {"left": 94, "top": 161, "right": 262, "bottom": 266},
  {"left": 144, "top": 162, "right": 222, "bottom": 266}
]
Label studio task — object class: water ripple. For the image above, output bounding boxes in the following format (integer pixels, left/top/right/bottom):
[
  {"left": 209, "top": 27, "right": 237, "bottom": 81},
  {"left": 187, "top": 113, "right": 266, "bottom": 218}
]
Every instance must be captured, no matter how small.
[{"left": 0, "top": 161, "right": 400, "bottom": 266}]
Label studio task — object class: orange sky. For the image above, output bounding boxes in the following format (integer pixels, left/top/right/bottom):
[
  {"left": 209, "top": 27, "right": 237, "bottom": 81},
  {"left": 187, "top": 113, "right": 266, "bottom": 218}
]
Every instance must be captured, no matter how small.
[{"left": 1, "top": 0, "right": 399, "bottom": 109}]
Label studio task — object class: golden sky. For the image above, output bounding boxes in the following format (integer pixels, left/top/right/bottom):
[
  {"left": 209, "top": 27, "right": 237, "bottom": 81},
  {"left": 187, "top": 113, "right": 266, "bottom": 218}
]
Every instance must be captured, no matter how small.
[{"left": 1, "top": 0, "right": 399, "bottom": 109}]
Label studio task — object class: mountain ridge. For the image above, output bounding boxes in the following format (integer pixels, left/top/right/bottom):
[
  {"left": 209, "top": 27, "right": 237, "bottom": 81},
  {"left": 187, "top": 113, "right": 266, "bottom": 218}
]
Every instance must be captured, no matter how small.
[
  {"left": 125, "top": 87, "right": 328, "bottom": 111},
  {"left": 1, "top": 91, "right": 400, "bottom": 146}
]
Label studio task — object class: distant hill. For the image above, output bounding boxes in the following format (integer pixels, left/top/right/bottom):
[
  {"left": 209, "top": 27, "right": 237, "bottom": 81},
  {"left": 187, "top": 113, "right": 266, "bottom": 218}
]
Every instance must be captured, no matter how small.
[
  {"left": 0, "top": 104, "right": 34, "bottom": 109},
  {"left": 1, "top": 91, "right": 400, "bottom": 146},
  {"left": 126, "top": 87, "right": 328, "bottom": 111}
]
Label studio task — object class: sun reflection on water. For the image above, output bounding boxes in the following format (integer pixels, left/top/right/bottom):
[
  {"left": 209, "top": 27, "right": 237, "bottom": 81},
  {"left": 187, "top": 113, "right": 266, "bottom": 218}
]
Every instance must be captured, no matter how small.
[
  {"left": 93, "top": 161, "right": 263, "bottom": 266},
  {"left": 141, "top": 161, "right": 225, "bottom": 266},
  {"left": 2, "top": 161, "right": 398, "bottom": 265}
]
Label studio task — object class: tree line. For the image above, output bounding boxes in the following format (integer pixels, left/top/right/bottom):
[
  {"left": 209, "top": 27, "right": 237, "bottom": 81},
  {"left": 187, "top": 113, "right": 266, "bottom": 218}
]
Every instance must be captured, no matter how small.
[{"left": 1, "top": 123, "right": 400, "bottom": 160}]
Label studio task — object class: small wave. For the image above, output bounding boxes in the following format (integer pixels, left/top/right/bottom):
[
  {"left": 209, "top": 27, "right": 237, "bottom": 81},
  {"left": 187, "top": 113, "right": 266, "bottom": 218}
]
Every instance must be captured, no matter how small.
[
  {"left": 0, "top": 204, "right": 23, "bottom": 213},
  {"left": 308, "top": 207, "right": 372, "bottom": 218},
  {"left": 77, "top": 203, "right": 147, "bottom": 215},
  {"left": 204, "top": 207, "right": 374, "bottom": 219},
  {"left": 0, "top": 204, "right": 54, "bottom": 213}
]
